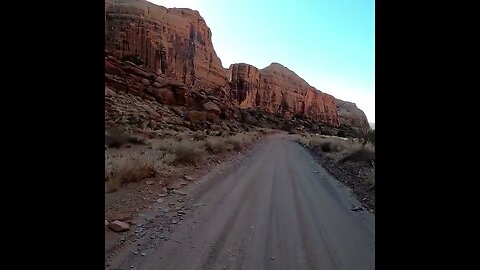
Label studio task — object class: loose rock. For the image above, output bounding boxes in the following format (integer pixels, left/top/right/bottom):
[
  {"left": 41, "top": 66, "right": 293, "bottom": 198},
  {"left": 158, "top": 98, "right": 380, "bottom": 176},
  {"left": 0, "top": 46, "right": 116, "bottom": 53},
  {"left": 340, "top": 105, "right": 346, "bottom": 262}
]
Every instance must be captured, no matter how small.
[
  {"left": 351, "top": 206, "right": 364, "bottom": 212},
  {"left": 108, "top": 220, "right": 130, "bottom": 232},
  {"left": 172, "top": 190, "right": 187, "bottom": 196}
]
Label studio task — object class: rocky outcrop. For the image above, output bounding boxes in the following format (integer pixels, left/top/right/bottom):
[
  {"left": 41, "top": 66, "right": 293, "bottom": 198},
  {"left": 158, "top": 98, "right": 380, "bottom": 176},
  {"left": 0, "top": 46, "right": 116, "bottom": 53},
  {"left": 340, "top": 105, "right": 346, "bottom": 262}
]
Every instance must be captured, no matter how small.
[
  {"left": 104, "top": 52, "right": 232, "bottom": 121},
  {"left": 105, "top": 0, "right": 227, "bottom": 89},
  {"left": 228, "top": 63, "right": 339, "bottom": 126},
  {"left": 335, "top": 99, "right": 370, "bottom": 131}
]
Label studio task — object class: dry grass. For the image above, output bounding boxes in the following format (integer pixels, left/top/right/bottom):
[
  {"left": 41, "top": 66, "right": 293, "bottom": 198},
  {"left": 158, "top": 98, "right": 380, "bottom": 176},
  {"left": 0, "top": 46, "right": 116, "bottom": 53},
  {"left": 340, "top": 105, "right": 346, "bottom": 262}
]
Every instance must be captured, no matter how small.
[
  {"left": 151, "top": 138, "right": 183, "bottom": 153},
  {"left": 172, "top": 140, "right": 206, "bottom": 164},
  {"left": 105, "top": 129, "right": 145, "bottom": 148},
  {"left": 340, "top": 148, "right": 375, "bottom": 166},
  {"left": 193, "top": 132, "right": 207, "bottom": 141},
  {"left": 105, "top": 130, "right": 263, "bottom": 191},
  {"left": 105, "top": 152, "right": 156, "bottom": 191},
  {"left": 297, "top": 134, "right": 375, "bottom": 165},
  {"left": 225, "top": 133, "right": 257, "bottom": 150},
  {"left": 151, "top": 137, "right": 207, "bottom": 164},
  {"left": 206, "top": 137, "right": 229, "bottom": 153},
  {"left": 225, "top": 136, "right": 243, "bottom": 150}
]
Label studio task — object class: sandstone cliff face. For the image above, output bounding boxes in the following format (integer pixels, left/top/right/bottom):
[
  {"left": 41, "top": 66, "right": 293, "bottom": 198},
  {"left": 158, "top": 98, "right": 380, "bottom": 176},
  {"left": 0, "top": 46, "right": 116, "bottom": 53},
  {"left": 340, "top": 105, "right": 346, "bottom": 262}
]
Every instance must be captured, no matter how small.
[
  {"left": 228, "top": 63, "right": 339, "bottom": 126},
  {"left": 105, "top": 0, "right": 227, "bottom": 89},
  {"left": 105, "top": 52, "right": 233, "bottom": 120},
  {"left": 335, "top": 99, "right": 371, "bottom": 131},
  {"left": 105, "top": 0, "right": 370, "bottom": 131}
]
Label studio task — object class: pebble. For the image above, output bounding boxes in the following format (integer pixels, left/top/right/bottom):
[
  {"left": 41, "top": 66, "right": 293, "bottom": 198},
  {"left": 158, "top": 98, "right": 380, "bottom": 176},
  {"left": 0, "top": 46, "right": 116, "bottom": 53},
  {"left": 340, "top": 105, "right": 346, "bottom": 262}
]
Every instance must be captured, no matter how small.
[{"left": 141, "top": 253, "right": 146, "bottom": 257}]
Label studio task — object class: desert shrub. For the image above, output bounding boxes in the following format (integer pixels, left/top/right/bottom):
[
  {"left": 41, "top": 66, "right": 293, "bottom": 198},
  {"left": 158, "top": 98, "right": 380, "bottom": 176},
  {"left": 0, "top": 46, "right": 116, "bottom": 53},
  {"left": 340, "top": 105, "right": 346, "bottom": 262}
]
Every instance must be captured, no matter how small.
[
  {"left": 320, "top": 142, "right": 333, "bottom": 152},
  {"left": 206, "top": 137, "right": 228, "bottom": 153},
  {"left": 363, "top": 129, "right": 375, "bottom": 146},
  {"left": 172, "top": 141, "right": 206, "bottom": 164},
  {"left": 105, "top": 152, "right": 156, "bottom": 191},
  {"left": 121, "top": 54, "right": 144, "bottom": 66},
  {"left": 105, "top": 130, "right": 144, "bottom": 148},
  {"left": 337, "top": 130, "right": 347, "bottom": 138},
  {"left": 151, "top": 138, "right": 182, "bottom": 153},
  {"left": 151, "top": 136, "right": 206, "bottom": 164},
  {"left": 297, "top": 136, "right": 311, "bottom": 147},
  {"left": 339, "top": 148, "right": 375, "bottom": 166},
  {"left": 226, "top": 136, "right": 244, "bottom": 151},
  {"left": 193, "top": 132, "right": 207, "bottom": 141}
]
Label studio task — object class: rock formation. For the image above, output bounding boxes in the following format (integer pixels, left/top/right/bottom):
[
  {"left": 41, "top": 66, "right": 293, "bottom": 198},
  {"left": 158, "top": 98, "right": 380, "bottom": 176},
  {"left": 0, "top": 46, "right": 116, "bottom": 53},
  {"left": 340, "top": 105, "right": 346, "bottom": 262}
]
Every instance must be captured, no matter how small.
[
  {"left": 105, "top": 0, "right": 227, "bottom": 89},
  {"left": 105, "top": 0, "right": 370, "bottom": 131},
  {"left": 228, "top": 63, "right": 339, "bottom": 126},
  {"left": 335, "top": 99, "right": 371, "bottom": 131}
]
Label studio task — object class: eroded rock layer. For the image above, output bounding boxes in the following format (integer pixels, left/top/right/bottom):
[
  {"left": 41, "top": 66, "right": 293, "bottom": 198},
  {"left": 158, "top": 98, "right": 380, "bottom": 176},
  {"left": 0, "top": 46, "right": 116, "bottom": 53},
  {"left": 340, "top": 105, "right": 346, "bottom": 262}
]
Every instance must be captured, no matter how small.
[{"left": 105, "top": 0, "right": 370, "bottom": 131}]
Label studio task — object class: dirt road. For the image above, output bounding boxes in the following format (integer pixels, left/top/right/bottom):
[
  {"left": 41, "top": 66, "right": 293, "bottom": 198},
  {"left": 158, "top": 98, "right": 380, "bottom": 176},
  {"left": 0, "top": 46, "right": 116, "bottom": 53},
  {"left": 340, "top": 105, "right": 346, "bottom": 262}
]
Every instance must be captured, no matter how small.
[{"left": 107, "top": 135, "right": 375, "bottom": 270}]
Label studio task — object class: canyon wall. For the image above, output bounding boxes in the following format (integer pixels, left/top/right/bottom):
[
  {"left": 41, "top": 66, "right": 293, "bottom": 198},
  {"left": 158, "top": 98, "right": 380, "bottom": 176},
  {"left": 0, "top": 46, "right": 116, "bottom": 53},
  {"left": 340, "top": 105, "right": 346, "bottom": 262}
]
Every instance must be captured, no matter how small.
[
  {"left": 105, "top": 0, "right": 370, "bottom": 131},
  {"left": 105, "top": 0, "right": 227, "bottom": 89},
  {"left": 228, "top": 63, "right": 339, "bottom": 126}
]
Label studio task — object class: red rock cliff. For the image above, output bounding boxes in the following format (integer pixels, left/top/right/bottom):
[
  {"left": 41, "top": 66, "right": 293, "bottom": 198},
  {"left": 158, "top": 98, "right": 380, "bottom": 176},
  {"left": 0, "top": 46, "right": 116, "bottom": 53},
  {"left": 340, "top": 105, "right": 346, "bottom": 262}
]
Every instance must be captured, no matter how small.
[
  {"left": 228, "top": 63, "right": 339, "bottom": 126},
  {"left": 335, "top": 99, "right": 371, "bottom": 131},
  {"left": 105, "top": 0, "right": 370, "bottom": 131},
  {"left": 105, "top": 0, "right": 227, "bottom": 89}
]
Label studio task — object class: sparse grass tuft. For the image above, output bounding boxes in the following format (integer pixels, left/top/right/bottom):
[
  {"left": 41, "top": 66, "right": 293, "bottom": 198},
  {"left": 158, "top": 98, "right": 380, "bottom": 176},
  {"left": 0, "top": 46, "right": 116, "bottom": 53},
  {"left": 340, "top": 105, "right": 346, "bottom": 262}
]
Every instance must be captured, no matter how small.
[
  {"left": 151, "top": 138, "right": 182, "bottom": 153},
  {"left": 340, "top": 148, "right": 375, "bottom": 166},
  {"left": 105, "top": 152, "right": 156, "bottom": 191},
  {"left": 172, "top": 140, "right": 206, "bottom": 164},
  {"left": 226, "top": 136, "right": 243, "bottom": 151},
  {"left": 193, "top": 132, "right": 207, "bottom": 141},
  {"left": 297, "top": 134, "right": 374, "bottom": 163},
  {"left": 105, "top": 129, "right": 145, "bottom": 148},
  {"left": 151, "top": 137, "right": 206, "bottom": 164},
  {"left": 206, "top": 137, "right": 228, "bottom": 153}
]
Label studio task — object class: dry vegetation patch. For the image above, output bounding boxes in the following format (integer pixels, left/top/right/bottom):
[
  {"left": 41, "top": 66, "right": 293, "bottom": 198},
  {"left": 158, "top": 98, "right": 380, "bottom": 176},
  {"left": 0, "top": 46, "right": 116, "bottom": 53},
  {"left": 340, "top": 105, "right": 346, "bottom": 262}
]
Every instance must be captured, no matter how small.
[{"left": 105, "top": 130, "right": 263, "bottom": 192}]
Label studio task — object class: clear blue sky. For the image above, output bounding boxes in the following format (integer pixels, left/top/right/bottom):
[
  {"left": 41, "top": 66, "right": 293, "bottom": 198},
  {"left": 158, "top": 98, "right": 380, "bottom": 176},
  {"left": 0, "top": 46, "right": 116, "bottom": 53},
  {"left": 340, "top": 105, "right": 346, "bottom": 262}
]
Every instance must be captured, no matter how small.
[{"left": 152, "top": 0, "right": 375, "bottom": 123}]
